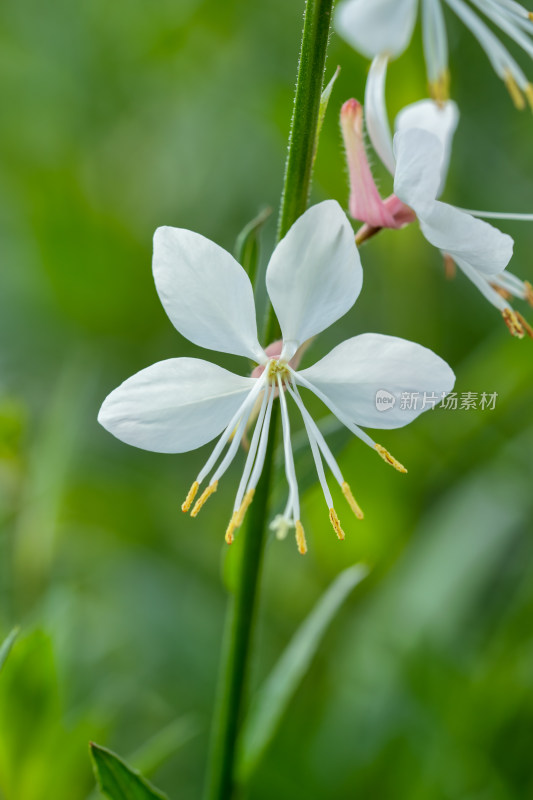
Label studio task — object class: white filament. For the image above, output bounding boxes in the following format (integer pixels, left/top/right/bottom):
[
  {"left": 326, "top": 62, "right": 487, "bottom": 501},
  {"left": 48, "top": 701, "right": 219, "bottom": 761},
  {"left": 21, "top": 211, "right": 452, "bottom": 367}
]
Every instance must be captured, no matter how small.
[{"left": 196, "top": 376, "right": 264, "bottom": 485}]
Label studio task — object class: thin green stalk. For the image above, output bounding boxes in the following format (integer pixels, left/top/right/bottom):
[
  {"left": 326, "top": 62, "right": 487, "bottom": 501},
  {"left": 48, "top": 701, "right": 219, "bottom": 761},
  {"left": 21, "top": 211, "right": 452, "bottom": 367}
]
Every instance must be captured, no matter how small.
[
  {"left": 276, "top": 0, "right": 335, "bottom": 244},
  {"left": 203, "top": 2, "right": 334, "bottom": 798}
]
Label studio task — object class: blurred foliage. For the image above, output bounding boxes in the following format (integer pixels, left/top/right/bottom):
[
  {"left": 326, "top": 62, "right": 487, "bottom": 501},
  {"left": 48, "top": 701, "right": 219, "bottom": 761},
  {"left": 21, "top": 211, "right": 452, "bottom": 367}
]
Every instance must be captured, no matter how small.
[{"left": 1, "top": 0, "right": 533, "bottom": 798}]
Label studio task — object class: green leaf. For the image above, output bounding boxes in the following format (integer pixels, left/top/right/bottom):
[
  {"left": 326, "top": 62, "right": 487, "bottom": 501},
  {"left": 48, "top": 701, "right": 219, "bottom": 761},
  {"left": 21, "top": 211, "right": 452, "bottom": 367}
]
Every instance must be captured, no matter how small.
[
  {"left": 312, "top": 65, "right": 340, "bottom": 167},
  {"left": 237, "top": 563, "right": 369, "bottom": 780},
  {"left": 0, "top": 627, "right": 19, "bottom": 674},
  {"left": 86, "top": 716, "right": 200, "bottom": 800},
  {"left": 233, "top": 206, "right": 272, "bottom": 286},
  {"left": 90, "top": 743, "right": 169, "bottom": 800}
]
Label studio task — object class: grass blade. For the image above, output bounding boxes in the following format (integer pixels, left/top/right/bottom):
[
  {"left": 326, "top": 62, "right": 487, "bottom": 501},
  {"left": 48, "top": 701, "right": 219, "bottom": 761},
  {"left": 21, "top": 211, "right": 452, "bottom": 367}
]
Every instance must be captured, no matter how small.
[{"left": 238, "top": 563, "right": 369, "bottom": 780}]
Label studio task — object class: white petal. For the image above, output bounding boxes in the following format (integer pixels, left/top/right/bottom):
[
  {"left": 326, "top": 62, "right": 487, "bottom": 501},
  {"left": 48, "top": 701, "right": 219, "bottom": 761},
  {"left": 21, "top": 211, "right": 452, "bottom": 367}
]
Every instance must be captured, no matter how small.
[
  {"left": 393, "top": 128, "right": 444, "bottom": 214},
  {"left": 394, "top": 100, "right": 458, "bottom": 190},
  {"left": 395, "top": 100, "right": 458, "bottom": 143},
  {"left": 394, "top": 129, "right": 514, "bottom": 273},
  {"left": 265, "top": 201, "right": 362, "bottom": 358},
  {"left": 365, "top": 55, "right": 396, "bottom": 175},
  {"left": 335, "top": 0, "right": 418, "bottom": 59},
  {"left": 297, "top": 333, "right": 455, "bottom": 429},
  {"left": 153, "top": 227, "right": 265, "bottom": 362},
  {"left": 419, "top": 202, "right": 514, "bottom": 274},
  {"left": 98, "top": 358, "right": 256, "bottom": 453}
]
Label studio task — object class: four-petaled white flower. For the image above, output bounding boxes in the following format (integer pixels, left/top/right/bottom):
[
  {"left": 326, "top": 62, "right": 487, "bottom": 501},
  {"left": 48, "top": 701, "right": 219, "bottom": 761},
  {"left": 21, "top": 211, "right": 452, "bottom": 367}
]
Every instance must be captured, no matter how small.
[
  {"left": 335, "top": 0, "right": 533, "bottom": 108},
  {"left": 98, "top": 201, "right": 455, "bottom": 553},
  {"left": 341, "top": 56, "right": 533, "bottom": 338}
]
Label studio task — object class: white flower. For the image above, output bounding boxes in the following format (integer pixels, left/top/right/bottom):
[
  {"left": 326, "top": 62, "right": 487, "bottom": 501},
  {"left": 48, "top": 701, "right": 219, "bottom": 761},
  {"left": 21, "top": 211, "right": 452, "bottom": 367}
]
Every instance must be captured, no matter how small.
[
  {"left": 335, "top": 0, "right": 533, "bottom": 108},
  {"left": 342, "top": 56, "right": 533, "bottom": 338},
  {"left": 98, "top": 201, "right": 455, "bottom": 553}
]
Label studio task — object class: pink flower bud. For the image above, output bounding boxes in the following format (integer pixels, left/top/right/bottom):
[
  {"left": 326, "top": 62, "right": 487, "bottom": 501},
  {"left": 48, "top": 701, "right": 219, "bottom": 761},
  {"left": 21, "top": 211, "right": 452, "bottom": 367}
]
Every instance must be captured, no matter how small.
[{"left": 340, "top": 99, "right": 413, "bottom": 230}]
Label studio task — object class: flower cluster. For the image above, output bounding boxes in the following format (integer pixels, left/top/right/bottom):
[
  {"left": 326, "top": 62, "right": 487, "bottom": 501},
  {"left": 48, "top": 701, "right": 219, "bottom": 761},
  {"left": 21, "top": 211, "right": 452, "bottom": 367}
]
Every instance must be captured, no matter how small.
[{"left": 99, "top": 2, "right": 532, "bottom": 554}]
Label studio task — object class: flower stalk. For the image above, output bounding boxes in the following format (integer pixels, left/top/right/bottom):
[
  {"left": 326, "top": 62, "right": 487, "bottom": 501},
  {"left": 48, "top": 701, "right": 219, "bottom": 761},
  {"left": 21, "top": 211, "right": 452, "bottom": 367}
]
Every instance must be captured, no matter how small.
[{"left": 202, "top": 1, "right": 335, "bottom": 798}]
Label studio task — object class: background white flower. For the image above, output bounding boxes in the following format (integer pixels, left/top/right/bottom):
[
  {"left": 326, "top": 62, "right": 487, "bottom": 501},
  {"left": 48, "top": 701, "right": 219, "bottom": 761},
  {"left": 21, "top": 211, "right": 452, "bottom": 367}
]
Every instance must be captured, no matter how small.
[
  {"left": 99, "top": 201, "right": 455, "bottom": 553},
  {"left": 343, "top": 56, "right": 532, "bottom": 337},
  {"left": 335, "top": 0, "right": 533, "bottom": 108}
]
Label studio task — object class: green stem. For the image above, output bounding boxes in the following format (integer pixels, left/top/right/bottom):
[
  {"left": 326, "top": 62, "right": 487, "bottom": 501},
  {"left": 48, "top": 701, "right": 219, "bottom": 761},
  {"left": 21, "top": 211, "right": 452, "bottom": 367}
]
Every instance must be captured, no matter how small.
[
  {"left": 203, "top": 2, "right": 334, "bottom": 798},
  {"left": 276, "top": 0, "right": 335, "bottom": 244}
]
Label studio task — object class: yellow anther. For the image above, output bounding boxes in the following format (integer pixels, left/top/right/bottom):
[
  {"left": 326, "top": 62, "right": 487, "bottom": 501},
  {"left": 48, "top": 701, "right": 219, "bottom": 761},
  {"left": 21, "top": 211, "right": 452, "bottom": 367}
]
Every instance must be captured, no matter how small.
[
  {"left": 225, "top": 512, "right": 239, "bottom": 545},
  {"left": 266, "top": 360, "right": 289, "bottom": 382},
  {"left": 525, "top": 83, "right": 533, "bottom": 112},
  {"left": 429, "top": 70, "right": 450, "bottom": 107},
  {"left": 223, "top": 490, "right": 256, "bottom": 545},
  {"left": 341, "top": 482, "right": 364, "bottom": 520},
  {"left": 236, "top": 488, "right": 255, "bottom": 526},
  {"left": 295, "top": 520, "right": 307, "bottom": 555},
  {"left": 329, "top": 508, "right": 345, "bottom": 541},
  {"left": 529, "top": 11, "right": 533, "bottom": 20},
  {"left": 375, "top": 444, "right": 408, "bottom": 473},
  {"left": 515, "top": 310, "right": 533, "bottom": 339},
  {"left": 504, "top": 70, "right": 526, "bottom": 110},
  {"left": 181, "top": 481, "right": 199, "bottom": 513},
  {"left": 524, "top": 281, "right": 533, "bottom": 307},
  {"left": 190, "top": 480, "right": 218, "bottom": 517},
  {"left": 502, "top": 308, "right": 525, "bottom": 339},
  {"left": 443, "top": 253, "right": 456, "bottom": 280}
]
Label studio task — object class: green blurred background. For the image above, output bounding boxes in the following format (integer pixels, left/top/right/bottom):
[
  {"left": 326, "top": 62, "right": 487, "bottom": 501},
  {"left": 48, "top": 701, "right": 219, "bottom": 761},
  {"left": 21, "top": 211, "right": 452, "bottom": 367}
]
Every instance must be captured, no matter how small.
[{"left": 1, "top": 1, "right": 533, "bottom": 798}]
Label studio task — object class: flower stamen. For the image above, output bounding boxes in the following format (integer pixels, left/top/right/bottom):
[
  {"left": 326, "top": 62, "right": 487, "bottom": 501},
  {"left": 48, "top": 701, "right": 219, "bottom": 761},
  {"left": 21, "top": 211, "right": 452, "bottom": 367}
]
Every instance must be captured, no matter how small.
[
  {"left": 295, "top": 520, "right": 307, "bottom": 555},
  {"left": 429, "top": 70, "right": 450, "bottom": 107},
  {"left": 225, "top": 512, "right": 239, "bottom": 545},
  {"left": 329, "top": 508, "right": 345, "bottom": 540},
  {"left": 342, "top": 481, "right": 364, "bottom": 520},
  {"left": 236, "top": 488, "right": 255, "bottom": 526},
  {"left": 502, "top": 307, "right": 525, "bottom": 337},
  {"left": 515, "top": 310, "right": 533, "bottom": 338},
  {"left": 287, "top": 378, "right": 367, "bottom": 531},
  {"left": 267, "top": 359, "right": 290, "bottom": 382},
  {"left": 504, "top": 68, "right": 526, "bottom": 109},
  {"left": 524, "top": 280, "right": 533, "bottom": 306},
  {"left": 191, "top": 480, "right": 218, "bottom": 517},
  {"left": 375, "top": 444, "right": 408, "bottom": 473},
  {"left": 443, "top": 253, "right": 456, "bottom": 280},
  {"left": 181, "top": 480, "right": 199, "bottom": 513}
]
